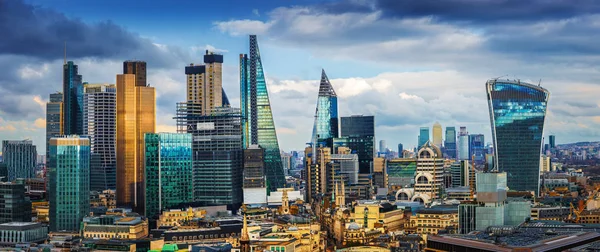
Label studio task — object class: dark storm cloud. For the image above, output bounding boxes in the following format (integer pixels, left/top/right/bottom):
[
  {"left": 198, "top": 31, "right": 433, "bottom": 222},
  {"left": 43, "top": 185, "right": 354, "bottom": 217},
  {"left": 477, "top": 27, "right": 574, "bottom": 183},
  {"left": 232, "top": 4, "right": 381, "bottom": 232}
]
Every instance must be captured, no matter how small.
[
  {"left": 0, "top": 0, "right": 191, "bottom": 68},
  {"left": 371, "top": 0, "right": 600, "bottom": 24}
]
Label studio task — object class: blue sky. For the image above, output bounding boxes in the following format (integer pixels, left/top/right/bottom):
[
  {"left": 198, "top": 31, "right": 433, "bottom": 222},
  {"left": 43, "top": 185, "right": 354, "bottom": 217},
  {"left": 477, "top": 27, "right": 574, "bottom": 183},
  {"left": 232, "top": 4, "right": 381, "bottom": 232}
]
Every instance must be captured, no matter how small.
[{"left": 2, "top": 0, "right": 600, "bottom": 153}]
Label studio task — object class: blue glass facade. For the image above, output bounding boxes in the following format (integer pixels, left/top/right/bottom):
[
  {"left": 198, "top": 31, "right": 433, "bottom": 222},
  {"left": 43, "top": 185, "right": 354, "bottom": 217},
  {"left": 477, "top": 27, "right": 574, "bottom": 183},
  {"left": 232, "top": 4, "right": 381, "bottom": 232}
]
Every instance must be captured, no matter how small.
[
  {"left": 468, "top": 134, "right": 485, "bottom": 163},
  {"left": 48, "top": 136, "right": 90, "bottom": 232},
  {"left": 240, "top": 35, "right": 285, "bottom": 190},
  {"left": 63, "top": 61, "right": 84, "bottom": 135},
  {"left": 418, "top": 127, "right": 429, "bottom": 147},
  {"left": 444, "top": 127, "right": 457, "bottom": 159},
  {"left": 144, "top": 133, "right": 193, "bottom": 219},
  {"left": 340, "top": 115, "right": 375, "bottom": 174},
  {"left": 486, "top": 79, "right": 549, "bottom": 194},
  {"left": 311, "top": 69, "right": 339, "bottom": 148}
]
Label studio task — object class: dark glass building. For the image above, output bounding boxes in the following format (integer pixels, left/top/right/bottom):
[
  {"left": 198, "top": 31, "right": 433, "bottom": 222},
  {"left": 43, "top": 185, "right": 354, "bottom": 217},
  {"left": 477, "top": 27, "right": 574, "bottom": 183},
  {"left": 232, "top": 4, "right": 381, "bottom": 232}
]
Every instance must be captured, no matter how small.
[
  {"left": 63, "top": 61, "right": 84, "bottom": 135},
  {"left": 1, "top": 140, "right": 37, "bottom": 181},
  {"left": 486, "top": 79, "right": 549, "bottom": 195},
  {"left": 311, "top": 69, "right": 339, "bottom": 148},
  {"left": 418, "top": 127, "right": 429, "bottom": 147},
  {"left": 549, "top": 135, "right": 556, "bottom": 149},
  {"left": 240, "top": 35, "right": 286, "bottom": 190},
  {"left": 0, "top": 182, "right": 32, "bottom": 223},
  {"left": 397, "top": 143, "right": 404, "bottom": 157},
  {"left": 444, "top": 127, "right": 457, "bottom": 159},
  {"left": 144, "top": 133, "right": 193, "bottom": 219},
  {"left": 468, "top": 134, "right": 485, "bottom": 163},
  {"left": 46, "top": 92, "right": 63, "bottom": 161},
  {"left": 123, "top": 60, "right": 147, "bottom": 87},
  {"left": 340, "top": 115, "right": 375, "bottom": 174}
]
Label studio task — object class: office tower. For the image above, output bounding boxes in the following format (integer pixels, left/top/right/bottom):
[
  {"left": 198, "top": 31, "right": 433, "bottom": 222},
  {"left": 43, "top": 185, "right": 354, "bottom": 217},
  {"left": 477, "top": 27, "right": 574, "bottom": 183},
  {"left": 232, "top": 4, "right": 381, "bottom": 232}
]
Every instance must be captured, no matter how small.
[
  {"left": 432, "top": 122, "right": 442, "bottom": 147},
  {"left": 281, "top": 152, "right": 292, "bottom": 176},
  {"left": 0, "top": 163, "right": 7, "bottom": 182},
  {"left": 240, "top": 35, "right": 286, "bottom": 190},
  {"left": 412, "top": 141, "right": 444, "bottom": 204},
  {"left": 379, "top": 140, "right": 387, "bottom": 153},
  {"left": 340, "top": 115, "right": 375, "bottom": 174},
  {"left": 457, "top": 127, "right": 469, "bottom": 160},
  {"left": 372, "top": 157, "right": 387, "bottom": 189},
  {"left": 468, "top": 134, "right": 485, "bottom": 162},
  {"left": 311, "top": 69, "right": 339, "bottom": 149},
  {"left": 185, "top": 51, "right": 224, "bottom": 115},
  {"left": 243, "top": 145, "right": 267, "bottom": 205},
  {"left": 144, "top": 133, "right": 193, "bottom": 219},
  {"left": 48, "top": 136, "right": 90, "bottom": 232},
  {"left": 397, "top": 143, "right": 404, "bottom": 157},
  {"left": 46, "top": 92, "right": 63, "bottom": 160},
  {"left": 304, "top": 146, "right": 331, "bottom": 203},
  {"left": 0, "top": 182, "right": 32, "bottom": 223},
  {"left": 330, "top": 153, "right": 359, "bottom": 186},
  {"left": 450, "top": 160, "right": 473, "bottom": 188},
  {"left": 123, "top": 60, "right": 147, "bottom": 87},
  {"left": 486, "top": 79, "right": 549, "bottom": 195},
  {"left": 1, "top": 140, "right": 37, "bottom": 181},
  {"left": 83, "top": 84, "right": 117, "bottom": 192},
  {"left": 116, "top": 73, "right": 156, "bottom": 212},
  {"left": 63, "top": 61, "right": 84, "bottom": 135},
  {"left": 418, "top": 127, "right": 429, "bottom": 147},
  {"left": 175, "top": 106, "right": 243, "bottom": 207},
  {"left": 387, "top": 158, "right": 417, "bottom": 188},
  {"left": 444, "top": 127, "right": 457, "bottom": 159},
  {"left": 549, "top": 135, "right": 556, "bottom": 149}
]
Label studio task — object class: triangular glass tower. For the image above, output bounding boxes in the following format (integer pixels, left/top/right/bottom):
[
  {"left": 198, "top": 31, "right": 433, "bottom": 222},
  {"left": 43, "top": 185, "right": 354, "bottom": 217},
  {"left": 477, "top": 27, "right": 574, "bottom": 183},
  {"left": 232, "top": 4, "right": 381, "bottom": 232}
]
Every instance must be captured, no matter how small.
[
  {"left": 240, "top": 35, "right": 286, "bottom": 191},
  {"left": 311, "top": 69, "right": 339, "bottom": 149}
]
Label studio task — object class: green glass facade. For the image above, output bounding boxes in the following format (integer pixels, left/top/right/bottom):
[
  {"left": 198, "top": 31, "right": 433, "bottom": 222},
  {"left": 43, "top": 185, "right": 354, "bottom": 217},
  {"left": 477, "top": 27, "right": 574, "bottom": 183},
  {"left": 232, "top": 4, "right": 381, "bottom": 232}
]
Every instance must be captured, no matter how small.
[
  {"left": 240, "top": 35, "right": 285, "bottom": 190},
  {"left": 387, "top": 158, "right": 416, "bottom": 187},
  {"left": 144, "top": 133, "right": 193, "bottom": 219},
  {"left": 48, "top": 136, "right": 90, "bottom": 232},
  {"left": 1, "top": 140, "right": 37, "bottom": 181}
]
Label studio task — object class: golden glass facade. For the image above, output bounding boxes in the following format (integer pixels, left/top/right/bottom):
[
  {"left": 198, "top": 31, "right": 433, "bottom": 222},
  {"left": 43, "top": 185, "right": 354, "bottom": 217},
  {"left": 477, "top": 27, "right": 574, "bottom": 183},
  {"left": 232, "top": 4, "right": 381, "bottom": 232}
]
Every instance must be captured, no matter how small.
[{"left": 116, "top": 74, "right": 155, "bottom": 212}]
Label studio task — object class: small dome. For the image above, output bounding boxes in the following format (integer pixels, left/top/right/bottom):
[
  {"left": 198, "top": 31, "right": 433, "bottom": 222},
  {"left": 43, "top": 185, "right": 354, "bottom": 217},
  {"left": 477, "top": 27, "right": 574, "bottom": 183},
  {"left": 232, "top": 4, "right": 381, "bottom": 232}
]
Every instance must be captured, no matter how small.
[{"left": 347, "top": 222, "right": 360, "bottom": 230}]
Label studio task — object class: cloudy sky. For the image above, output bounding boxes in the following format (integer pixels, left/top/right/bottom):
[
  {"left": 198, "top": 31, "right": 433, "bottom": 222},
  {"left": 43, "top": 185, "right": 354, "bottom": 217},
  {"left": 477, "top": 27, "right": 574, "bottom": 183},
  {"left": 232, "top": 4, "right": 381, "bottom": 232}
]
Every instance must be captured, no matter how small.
[{"left": 2, "top": 0, "right": 600, "bottom": 154}]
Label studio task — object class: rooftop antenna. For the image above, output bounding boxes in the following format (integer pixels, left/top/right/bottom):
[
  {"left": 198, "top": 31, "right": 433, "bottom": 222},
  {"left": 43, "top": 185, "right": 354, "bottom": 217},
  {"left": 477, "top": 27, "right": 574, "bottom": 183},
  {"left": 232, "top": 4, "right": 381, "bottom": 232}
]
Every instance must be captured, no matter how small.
[
  {"left": 64, "top": 41, "right": 67, "bottom": 65},
  {"left": 493, "top": 75, "right": 508, "bottom": 80},
  {"left": 538, "top": 79, "right": 542, "bottom": 86}
]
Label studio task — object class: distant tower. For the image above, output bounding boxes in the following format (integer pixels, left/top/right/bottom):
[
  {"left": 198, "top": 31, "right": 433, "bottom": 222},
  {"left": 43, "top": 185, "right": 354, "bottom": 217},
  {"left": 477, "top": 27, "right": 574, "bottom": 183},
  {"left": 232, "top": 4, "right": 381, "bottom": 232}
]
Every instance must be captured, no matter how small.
[
  {"left": 418, "top": 127, "right": 430, "bottom": 147},
  {"left": 444, "top": 127, "right": 457, "bottom": 159},
  {"left": 432, "top": 122, "right": 443, "bottom": 147},
  {"left": 413, "top": 141, "right": 444, "bottom": 204},
  {"left": 457, "top": 127, "right": 469, "bottom": 160},
  {"left": 379, "top": 140, "right": 387, "bottom": 153},
  {"left": 63, "top": 61, "right": 83, "bottom": 135},
  {"left": 280, "top": 189, "right": 290, "bottom": 214}
]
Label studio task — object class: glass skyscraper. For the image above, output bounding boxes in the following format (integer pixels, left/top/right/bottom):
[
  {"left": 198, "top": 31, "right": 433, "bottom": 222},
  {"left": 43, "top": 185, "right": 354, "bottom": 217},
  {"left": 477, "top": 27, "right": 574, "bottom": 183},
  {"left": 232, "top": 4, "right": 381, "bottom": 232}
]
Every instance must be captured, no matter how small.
[
  {"left": 340, "top": 115, "right": 375, "bottom": 174},
  {"left": 457, "top": 127, "right": 469, "bottom": 160},
  {"left": 48, "top": 136, "right": 90, "bottom": 232},
  {"left": 1, "top": 140, "right": 37, "bottom": 181},
  {"left": 63, "top": 61, "right": 83, "bottom": 135},
  {"left": 144, "top": 133, "right": 193, "bottom": 219},
  {"left": 486, "top": 79, "right": 549, "bottom": 195},
  {"left": 311, "top": 69, "right": 339, "bottom": 149},
  {"left": 468, "top": 134, "right": 485, "bottom": 163},
  {"left": 240, "top": 35, "right": 285, "bottom": 190},
  {"left": 46, "top": 92, "right": 63, "bottom": 161},
  {"left": 444, "top": 127, "right": 457, "bottom": 159},
  {"left": 418, "top": 127, "right": 429, "bottom": 147},
  {"left": 83, "top": 84, "right": 117, "bottom": 191}
]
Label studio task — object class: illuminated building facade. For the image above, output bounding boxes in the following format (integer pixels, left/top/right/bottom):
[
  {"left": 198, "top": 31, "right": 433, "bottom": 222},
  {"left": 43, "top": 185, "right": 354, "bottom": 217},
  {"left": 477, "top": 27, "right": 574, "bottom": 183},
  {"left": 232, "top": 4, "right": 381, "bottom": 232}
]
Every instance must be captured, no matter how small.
[
  {"left": 185, "top": 51, "right": 224, "bottom": 115},
  {"left": 311, "top": 69, "right": 339, "bottom": 149}
]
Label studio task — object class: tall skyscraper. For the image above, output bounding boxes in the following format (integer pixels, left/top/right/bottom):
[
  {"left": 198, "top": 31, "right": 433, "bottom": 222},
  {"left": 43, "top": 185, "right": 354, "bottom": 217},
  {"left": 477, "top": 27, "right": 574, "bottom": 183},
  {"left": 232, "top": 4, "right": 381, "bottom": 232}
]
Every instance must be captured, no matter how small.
[
  {"left": 240, "top": 35, "right": 286, "bottom": 190},
  {"left": 444, "top": 126, "right": 457, "bottom": 159},
  {"left": 340, "top": 115, "right": 375, "bottom": 174},
  {"left": 175, "top": 106, "right": 243, "bottom": 208},
  {"left": 144, "top": 133, "right": 193, "bottom": 219},
  {"left": 0, "top": 182, "right": 32, "bottom": 224},
  {"left": 379, "top": 140, "right": 387, "bottom": 153},
  {"left": 48, "top": 136, "right": 90, "bottom": 232},
  {"left": 418, "top": 127, "right": 429, "bottom": 147},
  {"left": 116, "top": 72, "right": 156, "bottom": 212},
  {"left": 549, "top": 135, "right": 556, "bottom": 149},
  {"left": 468, "top": 134, "right": 485, "bottom": 162},
  {"left": 83, "top": 84, "right": 117, "bottom": 191},
  {"left": 311, "top": 69, "right": 339, "bottom": 149},
  {"left": 397, "top": 143, "right": 404, "bottom": 156},
  {"left": 432, "top": 122, "right": 443, "bottom": 147},
  {"left": 46, "top": 92, "right": 63, "bottom": 160},
  {"left": 413, "top": 141, "right": 444, "bottom": 204},
  {"left": 123, "top": 60, "right": 147, "bottom": 87},
  {"left": 63, "top": 61, "right": 83, "bottom": 135},
  {"left": 486, "top": 79, "right": 549, "bottom": 195},
  {"left": 185, "top": 51, "right": 224, "bottom": 115},
  {"left": 1, "top": 140, "right": 37, "bottom": 181},
  {"left": 457, "top": 127, "right": 469, "bottom": 160},
  {"left": 243, "top": 145, "right": 267, "bottom": 205}
]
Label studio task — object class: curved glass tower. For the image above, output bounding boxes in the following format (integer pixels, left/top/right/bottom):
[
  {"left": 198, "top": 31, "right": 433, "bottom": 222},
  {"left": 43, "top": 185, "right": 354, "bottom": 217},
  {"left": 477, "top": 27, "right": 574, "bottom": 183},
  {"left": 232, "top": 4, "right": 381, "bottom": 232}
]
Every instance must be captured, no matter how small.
[
  {"left": 486, "top": 79, "right": 549, "bottom": 195},
  {"left": 311, "top": 69, "right": 339, "bottom": 149}
]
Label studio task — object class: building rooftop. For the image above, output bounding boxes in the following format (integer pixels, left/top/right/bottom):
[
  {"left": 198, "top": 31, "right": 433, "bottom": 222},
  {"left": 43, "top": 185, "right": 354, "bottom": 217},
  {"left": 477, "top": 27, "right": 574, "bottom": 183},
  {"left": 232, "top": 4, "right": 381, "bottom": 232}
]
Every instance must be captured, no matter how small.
[{"left": 0, "top": 222, "right": 43, "bottom": 231}]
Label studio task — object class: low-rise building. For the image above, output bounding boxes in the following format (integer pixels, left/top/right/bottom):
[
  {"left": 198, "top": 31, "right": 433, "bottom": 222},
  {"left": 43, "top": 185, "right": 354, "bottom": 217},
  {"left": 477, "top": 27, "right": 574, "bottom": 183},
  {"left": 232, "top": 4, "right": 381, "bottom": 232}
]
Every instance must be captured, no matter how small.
[
  {"left": 157, "top": 207, "right": 206, "bottom": 227},
  {"left": 352, "top": 202, "right": 404, "bottom": 232},
  {"left": 82, "top": 215, "right": 148, "bottom": 239},
  {"left": 409, "top": 205, "right": 458, "bottom": 235},
  {"left": 0, "top": 182, "right": 32, "bottom": 224},
  {"left": 530, "top": 206, "right": 570, "bottom": 221},
  {"left": 0, "top": 222, "right": 48, "bottom": 245}
]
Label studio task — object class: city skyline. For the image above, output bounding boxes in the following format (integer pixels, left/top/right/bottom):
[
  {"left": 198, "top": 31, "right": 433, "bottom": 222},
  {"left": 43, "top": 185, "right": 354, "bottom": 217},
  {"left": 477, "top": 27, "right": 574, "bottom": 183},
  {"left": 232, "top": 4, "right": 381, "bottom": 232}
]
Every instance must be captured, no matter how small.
[{"left": 1, "top": 0, "right": 600, "bottom": 154}]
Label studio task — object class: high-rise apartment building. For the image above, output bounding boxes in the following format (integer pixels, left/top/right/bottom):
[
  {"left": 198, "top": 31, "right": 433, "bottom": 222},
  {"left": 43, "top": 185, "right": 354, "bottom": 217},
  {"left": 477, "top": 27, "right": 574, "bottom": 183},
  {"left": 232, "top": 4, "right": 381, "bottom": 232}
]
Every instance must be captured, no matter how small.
[
  {"left": 418, "top": 127, "right": 429, "bottom": 147},
  {"left": 311, "top": 69, "right": 339, "bottom": 149},
  {"left": 46, "top": 92, "right": 63, "bottom": 160},
  {"left": 340, "top": 115, "right": 375, "bottom": 174},
  {"left": 240, "top": 35, "right": 286, "bottom": 190},
  {"left": 444, "top": 127, "right": 457, "bottom": 159},
  {"left": 185, "top": 51, "right": 224, "bottom": 115},
  {"left": 457, "top": 127, "right": 469, "bottom": 160},
  {"left": 116, "top": 73, "right": 156, "bottom": 212},
  {"left": 175, "top": 106, "right": 243, "bottom": 208},
  {"left": 432, "top": 122, "right": 442, "bottom": 147},
  {"left": 1, "top": 140, "right": 37, "bottom": 181},
  {"left": 468, "top": 134, "right": 485, "bottom": 163},
  {"left": 144, "top": 133, "right": 193, "bottom": 219},
  {"left": 123, "top": 61, "right": 147, "bottom": 87},
  {"left": 487, "top": 79, "right": 549, "bottom": 195},
  {"left": 84, "top": 84, "right": 117, "bottom": 192},
  {"left": 48, "top": 136, "right": 90, "bottom": 232},
  {"left": 0, "top": 182, "right": 32, "bottom": 224},
  {"left": 412, "top": 141, "right": 444, "bottom": 204},
  {"left": 63, "top": 61, "right": 84, "bottom": 135}
]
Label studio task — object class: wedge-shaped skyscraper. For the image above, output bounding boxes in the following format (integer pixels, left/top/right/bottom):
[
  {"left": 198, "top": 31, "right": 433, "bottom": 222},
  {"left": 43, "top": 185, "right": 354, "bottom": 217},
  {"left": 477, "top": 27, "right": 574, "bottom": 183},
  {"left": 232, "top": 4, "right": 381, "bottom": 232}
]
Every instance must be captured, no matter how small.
[
  {"left": 486, "top": 79, "right": 549, "bottom": 195},
  {"left": 240, "top": 35, "right": 285, "bottom": 190},
  {"left": 311, "top": 69, "right": 339, "bottom": 149}
]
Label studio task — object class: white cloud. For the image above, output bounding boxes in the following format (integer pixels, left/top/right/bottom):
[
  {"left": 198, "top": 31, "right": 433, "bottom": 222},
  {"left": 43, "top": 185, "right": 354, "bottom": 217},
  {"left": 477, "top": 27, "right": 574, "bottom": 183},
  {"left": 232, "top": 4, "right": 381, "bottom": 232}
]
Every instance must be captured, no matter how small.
[{"left": 213, "top": 19, "right": 274, "bottom": 36}]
